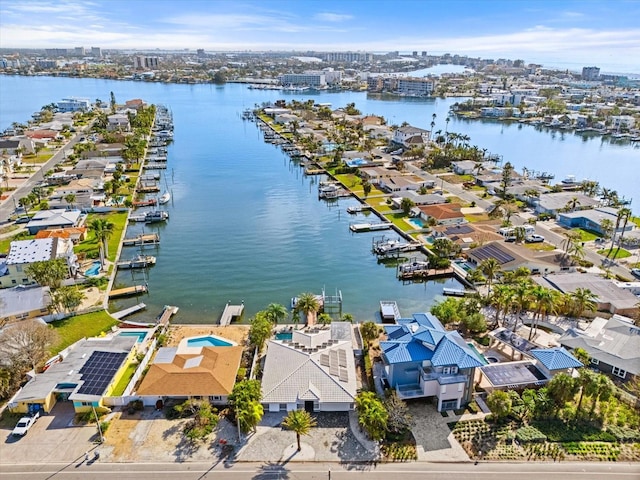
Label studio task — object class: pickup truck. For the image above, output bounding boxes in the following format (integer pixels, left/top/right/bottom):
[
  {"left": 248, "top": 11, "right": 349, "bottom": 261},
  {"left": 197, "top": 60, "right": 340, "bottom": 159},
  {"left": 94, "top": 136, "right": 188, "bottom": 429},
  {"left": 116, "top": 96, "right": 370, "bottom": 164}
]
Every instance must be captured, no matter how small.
[{"left": 11, "top": 411, "right": 40, "bottom": 437}]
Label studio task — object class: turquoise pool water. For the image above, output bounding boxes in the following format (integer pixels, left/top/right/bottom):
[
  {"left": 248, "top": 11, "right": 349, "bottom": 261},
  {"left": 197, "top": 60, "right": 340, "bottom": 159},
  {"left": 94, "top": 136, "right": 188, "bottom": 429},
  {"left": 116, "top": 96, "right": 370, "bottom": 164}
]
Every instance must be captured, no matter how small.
[
  {"left": 345, "top": 158, "right": 367, "bottom": 167},
  {"left": 275, "top": 332, "right": 293, "bottom": 340},
  {"left": 84, "top": 261, "right": 101, "bottom": 276},
  {"left": 119, "top": 331, "right": 147, "bottom": 343},
  {"left": 187, "top": 336, "right": 234, "bottom": 347},
  {"left": 455, "top": 260, "right": 475, "bottom": 272},
  {"left": 467, "top": 343, "right": 488, "bottom": 365},
  {"left": 407, "top": 217, "right": 425, "bottom": 229}
]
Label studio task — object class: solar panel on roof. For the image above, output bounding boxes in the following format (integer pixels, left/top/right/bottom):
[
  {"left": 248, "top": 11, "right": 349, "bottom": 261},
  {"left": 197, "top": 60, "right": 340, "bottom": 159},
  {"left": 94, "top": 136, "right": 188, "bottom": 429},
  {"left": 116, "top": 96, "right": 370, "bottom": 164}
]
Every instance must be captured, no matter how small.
[
  {"left": 77, "top": 351, "right": 128, "bottom": 396},
  {"left": 472, "top": 243, "right": 515, "bottom": 265},
  {"left": 445, "top": 225, "right": 473, "bottom": 235}
]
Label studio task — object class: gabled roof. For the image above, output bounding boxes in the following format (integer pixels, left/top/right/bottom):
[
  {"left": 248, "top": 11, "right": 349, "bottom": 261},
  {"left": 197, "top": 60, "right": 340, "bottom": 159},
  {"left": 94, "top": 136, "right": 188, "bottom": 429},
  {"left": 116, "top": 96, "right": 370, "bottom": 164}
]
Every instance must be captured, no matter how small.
[
  {"left": 27, "top": 209, "right": 81, "bottom": 229},
  {"left": 431, "top": 333, "right": 484, "bottom": 369},
  {"left": 380, "top": 340, "right": 434, "bottom": 364},
  {"left": 261, "top": 340, "right": 357, "bottom": 404},
  {"left": 530, "top": 347, "right": 583, "bottom": 370},
  {"left": 136, "top": 346, "right": 243, "bottom": 396}
]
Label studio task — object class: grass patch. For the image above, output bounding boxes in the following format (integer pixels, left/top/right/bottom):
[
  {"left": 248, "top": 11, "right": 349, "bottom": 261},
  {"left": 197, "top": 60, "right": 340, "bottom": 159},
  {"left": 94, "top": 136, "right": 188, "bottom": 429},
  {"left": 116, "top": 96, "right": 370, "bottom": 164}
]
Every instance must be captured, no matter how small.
[
  {"left": 597, "top": 248, "right": 631, "bottom": 259},
  {"left": 440, "top": 174, "right": 472, "bottom": 184},
  {"left": 110, "top": 362, "right": 138, "bottom": 396},
  {"left": 524, "top": 242, "right": 557, "bottom": 251},
  {"left": 464, "top": 213, "right": 490, "bottom": 223},
  {"left": 335, "top": 173, "right": 362, "bottom": 190},
  {"left": 384, "top": 213, "right": 414, "bottom": 232},
  {"left": 75, "top": 212, "right": 127, "bottom": 262},
  {"left": 574, "top": 228, "right": 601, "bottom": 242},
  {"left": 51, "top": 310, "right": 118, "bottom": 353}
]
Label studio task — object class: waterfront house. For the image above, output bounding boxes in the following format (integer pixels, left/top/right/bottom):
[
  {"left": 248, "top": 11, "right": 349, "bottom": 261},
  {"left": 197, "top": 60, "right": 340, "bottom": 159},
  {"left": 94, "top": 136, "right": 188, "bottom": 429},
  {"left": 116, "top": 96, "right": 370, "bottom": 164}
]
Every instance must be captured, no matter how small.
[
  {"left": 56, "top": 97, "right": 90, "bottom": 112},
  {"left": 416, "top": 203, "right": 466, "bottom": 226},
  {"left": 379, "top": 313, "right": 484, "bottom": 411},
  {"left": 392, "top": 125, "right": 431, "bottom": 147},
  {"left": 25, "top": 209, "right": 83, "bottom": 235},
  {"left": 359, "top": 166, "right": 395, "bottom": 184},
  {"left": 261, "top": 323, "right": 357, "bottom": 412},
  {"left": 379, "top": 175, "right": 430, "bottom": 193},
  {"left": 107, "top": 114, "right": 130, "bottom": 132},
  {"left": 0, "top": 285, "right": 51, "bottom": 325},
  {"left": 35, "top": 227, "right": 87, "bottom": 244},
  {"left": 432, "top": 223, "right": 502, "bottom": 248},
  {"left": 391, "top": 192, "right": 445, "bottom": 209},
  {"left": 451, "top": 160, "right": 479, "bottom": 175},
  {"left": 558, "top": 207, "right": 633, "bottom": 235},
  {"left": 0, "top": 237, "right": 79, "bottom": 288},
  {"left": 136, "top": 343, "right": 243, "bottom": 406},
  {"left": 532, "top": 192, "right": 599, "bottom": 216},
  {"left": 467, "top": 241, "right": 568, "bottom": 275},
  {"left": 559, "top": 315, "right": 639, "bottom": 384},
  {"left": 9, "top": 335, "right": 138, "bottom": 414}
]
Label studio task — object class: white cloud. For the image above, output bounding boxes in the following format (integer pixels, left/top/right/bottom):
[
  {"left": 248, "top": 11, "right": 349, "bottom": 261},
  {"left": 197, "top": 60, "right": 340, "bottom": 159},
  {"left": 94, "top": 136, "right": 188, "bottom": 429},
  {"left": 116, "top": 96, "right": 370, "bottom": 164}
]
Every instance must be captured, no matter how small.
[{"left": 314, "top": 12, "right": 353, "bottom": 22}]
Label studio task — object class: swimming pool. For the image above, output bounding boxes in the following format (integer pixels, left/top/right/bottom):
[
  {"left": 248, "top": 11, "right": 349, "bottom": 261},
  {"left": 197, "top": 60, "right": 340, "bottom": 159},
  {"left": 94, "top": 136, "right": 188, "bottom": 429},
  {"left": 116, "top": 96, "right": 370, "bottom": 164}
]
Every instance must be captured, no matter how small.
[
  {"left": 345, "top": 158, "right": 368, "bottom": 167},
  {"left": 84, "top": 261, "right": 101, "bottom": 276},
  {"left": 467, "top": 343, "right": 488, "bottom": 365},
  {"left": 186, "top": 335, "right": 235, "bottom": 347},
  {"left": 455, "top": 260, "right": 476, "bottom": 273},
  {"left": 119, "top": 331, "right": 147, "bottom": 343},
  {"left": 407, "top": 217, "right": 425, "bottom": 229},
  {"left": 275, "top": 332, "right": 293, "bottom": 341}
]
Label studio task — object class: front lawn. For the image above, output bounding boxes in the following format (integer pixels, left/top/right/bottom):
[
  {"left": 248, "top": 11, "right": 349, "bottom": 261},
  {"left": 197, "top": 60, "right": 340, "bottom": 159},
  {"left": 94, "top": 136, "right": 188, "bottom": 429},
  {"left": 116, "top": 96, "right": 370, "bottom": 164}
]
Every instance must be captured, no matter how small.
[
  {"left": 75, "top": 212, "right": 127, "bottom": 262},
  {"left": 524, "top": 242, "right": 557, "bottom": 251},
  {"left": 51, "top": 310, "right": 118, "bottom": 353},
  {"left": 597, "top": 248, "right": 631, "bottom": 259},
  {"left": 574, "top": 228, "right": 601, "bottom": 242}
]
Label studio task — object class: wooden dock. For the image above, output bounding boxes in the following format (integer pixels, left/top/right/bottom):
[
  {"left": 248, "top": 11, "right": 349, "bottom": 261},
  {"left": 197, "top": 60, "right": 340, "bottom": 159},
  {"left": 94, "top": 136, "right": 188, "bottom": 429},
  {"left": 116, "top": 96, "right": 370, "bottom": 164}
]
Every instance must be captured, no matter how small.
[
  {"left": 220, "top": 302, "right": 244, "bottom": 326},
  {"left": 399, "top": 267, "right": 455, "bottom": 280},
  {"left": 123, "top": 233, "right": 160, "bottom": 246},
  {"left": 132, "top": 199, "right": 157, "bottom": 207},
  {"left": 346, "top": 205, "right": 371, "bottom": 214},
  {"left": 109, "top": 285, "right": 148, "bottom": 299},
  {"left": 157, "top": 305, "right": 179, "bottom": 327},
  {"left": 112, "top": 303, "right": 147, "bottom": 319},
  {"left": 137, "top": 185, "right": 160, "bottom": 193},
  {"left": 350, "top": 222, "right": 392, "bottom": 233}
]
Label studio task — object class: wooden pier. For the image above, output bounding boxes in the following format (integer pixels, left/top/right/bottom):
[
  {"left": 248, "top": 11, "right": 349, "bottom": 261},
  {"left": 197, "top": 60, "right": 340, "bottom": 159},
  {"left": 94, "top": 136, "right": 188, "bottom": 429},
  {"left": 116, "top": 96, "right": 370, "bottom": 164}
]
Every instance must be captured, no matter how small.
[
  {"left": 132, "top": 199, "right": 157, "bottom": 207},
  {"left": 157, "top": 305, "right": 179, "bottom": 327},
  {"left": 123, "top": 233, "right": 160, "bottom": 246},
  {"left": 137, "top": 185, "right": 160, "bottom": 193},
  {"left": 109, "top": 285, "right": 148, "bottom": 299},
  {"left": 220, "top": 302, "right": 244, "bottom": 326},
  {"left": 399, "top": 266, "right": 454, "bottom": 281},
  {"left": 350, "top": 222, "right": 392, "bottom": 233},
  {"left": 112, "top": 303, "right": 147, "bottom": 319},
  {"left": 346, "top": 205, "right": 371, "bottom": 214}
]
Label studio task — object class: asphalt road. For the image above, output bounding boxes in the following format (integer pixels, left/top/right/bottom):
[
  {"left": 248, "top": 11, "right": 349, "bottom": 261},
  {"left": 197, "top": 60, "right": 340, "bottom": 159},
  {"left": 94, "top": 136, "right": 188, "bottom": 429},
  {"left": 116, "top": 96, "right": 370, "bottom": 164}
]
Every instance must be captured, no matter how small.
[
  {"left": 0, "top": 129, "right": 87, "bottom": 224},
  {"left": 1, "top": 461, "right": 638, "bottom": 480}
]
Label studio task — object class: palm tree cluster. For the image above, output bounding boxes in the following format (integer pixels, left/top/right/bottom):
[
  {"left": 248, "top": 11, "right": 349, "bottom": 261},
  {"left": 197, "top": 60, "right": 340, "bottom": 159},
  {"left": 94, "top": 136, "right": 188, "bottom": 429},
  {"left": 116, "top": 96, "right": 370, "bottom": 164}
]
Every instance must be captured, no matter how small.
[{"left": 476, "top": 259, "right": 598, "bottom": 339}]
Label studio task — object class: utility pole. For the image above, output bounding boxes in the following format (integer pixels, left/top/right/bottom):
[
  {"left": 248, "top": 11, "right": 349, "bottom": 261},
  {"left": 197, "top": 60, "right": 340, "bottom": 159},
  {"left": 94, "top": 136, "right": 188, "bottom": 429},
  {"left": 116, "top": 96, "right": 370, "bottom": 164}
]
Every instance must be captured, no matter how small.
[{"left": 92, "top": 405, "right": 104, "bottom": 443}]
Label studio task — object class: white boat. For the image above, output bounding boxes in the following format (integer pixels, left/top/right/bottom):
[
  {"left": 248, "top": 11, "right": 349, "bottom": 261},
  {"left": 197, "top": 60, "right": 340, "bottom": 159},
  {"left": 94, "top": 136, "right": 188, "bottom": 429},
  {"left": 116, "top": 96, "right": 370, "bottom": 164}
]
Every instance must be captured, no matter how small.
[
  {"left": 158, "top": 192, "right": 171, "bottom": 204},
  {"left": 117, "top": 255, "right": 156, "bottom": 269}
]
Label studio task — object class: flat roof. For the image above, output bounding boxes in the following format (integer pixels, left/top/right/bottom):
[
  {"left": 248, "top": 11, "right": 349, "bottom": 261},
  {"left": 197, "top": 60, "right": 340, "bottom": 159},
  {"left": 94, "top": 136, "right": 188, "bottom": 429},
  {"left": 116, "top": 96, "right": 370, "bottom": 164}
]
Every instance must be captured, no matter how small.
[{"left": 481, "top": 361, "right": 548, "bottom": 387}]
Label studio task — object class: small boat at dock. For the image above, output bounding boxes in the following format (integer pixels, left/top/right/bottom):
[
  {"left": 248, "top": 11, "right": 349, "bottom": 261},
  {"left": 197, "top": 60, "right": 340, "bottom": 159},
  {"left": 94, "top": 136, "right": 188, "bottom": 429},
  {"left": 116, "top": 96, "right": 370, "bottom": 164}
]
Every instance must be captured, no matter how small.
[
  {"left": 350, "top": 222, "right": 392, "bottom": 232},
  {"left": 158, "top": 192, "right": 171, "bottom": 204},
  {"left": 116, "top": 254, "right": 157, "bottom": 269}
]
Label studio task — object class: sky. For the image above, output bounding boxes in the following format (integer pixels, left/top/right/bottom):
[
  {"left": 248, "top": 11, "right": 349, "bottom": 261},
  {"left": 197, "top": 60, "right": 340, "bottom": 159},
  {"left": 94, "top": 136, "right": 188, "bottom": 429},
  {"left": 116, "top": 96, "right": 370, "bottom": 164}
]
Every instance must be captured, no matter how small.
[{"left": 1, "top": 0, "right": 639, "bottom": 73}]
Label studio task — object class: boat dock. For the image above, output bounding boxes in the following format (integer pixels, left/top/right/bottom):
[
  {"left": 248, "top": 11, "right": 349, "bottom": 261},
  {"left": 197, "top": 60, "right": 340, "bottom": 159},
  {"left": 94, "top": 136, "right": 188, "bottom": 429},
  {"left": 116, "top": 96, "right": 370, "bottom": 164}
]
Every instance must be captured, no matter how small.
[
  {"left": 109, "top": 285, "right": 148, "bottom": 298},
  {"left": 346, "top": 205, "right": 371, "bottom": 214},
  {"left": 399, "top": 266, "right": 455, "bottom": 280},
  {"left": 132, "top": 199, "right": 157, "bottom": 207},
  {"left": 123, "top": 233, "right": 160, "bottom": 246},
  {"left": 443, "top": 288, "right": 472, "bottom": 297},
  {"left": 220, "top": 302, "right": 244, "bottom": 326},
  {"left": 112, "top": 303, "right": 147, "bottom": 320},
  {"left": 380, "top": 301, "right": 401, "bottom": 323},
  {"left": 137, "top": 185, "right": 160, "bottom": 193},
  {"left": 143, "top": 163, "right": 167, "bottom": 170},
  {"left": 350, "top": 222, "right": 392, "bottom": 232},
  {"left": 157, "top": 305, "right": 179, "bottom": 327}
]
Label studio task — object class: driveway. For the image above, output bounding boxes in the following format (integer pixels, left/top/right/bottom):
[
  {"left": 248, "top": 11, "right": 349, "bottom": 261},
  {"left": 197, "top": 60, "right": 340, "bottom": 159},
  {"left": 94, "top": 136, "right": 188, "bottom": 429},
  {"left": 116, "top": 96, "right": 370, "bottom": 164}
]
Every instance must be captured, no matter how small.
[{"left": 1, "top": 402, "right": 99, "bottom": 465}]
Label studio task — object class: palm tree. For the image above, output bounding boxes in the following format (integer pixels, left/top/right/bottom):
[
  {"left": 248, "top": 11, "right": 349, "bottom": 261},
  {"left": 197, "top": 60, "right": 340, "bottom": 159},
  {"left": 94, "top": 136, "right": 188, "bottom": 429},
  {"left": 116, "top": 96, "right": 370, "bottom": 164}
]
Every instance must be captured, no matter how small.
[
  {"left": 585, "top": 373, "right": 614, "bottom": 417},
  {"left": 295, "top": 292, "right": 320, "bottom": 326},
  {"left": 317, "top": 313, "right": 332, "bottom": 325},
  {"left": 569, "top": 288, "right": 598, "bottom": 318},
  {"left": 612, "top": 208, "right": 632, "bottom": 259},
  {"left": 264, "top": 303, "right": 288, "bottom": 325},
  {"left": 511, "top": 280, "right": 532, "bottom": 332},
  {"left": 64, "top": 193, "right": 76, "bottom": 210},
  {"left": 489, "top": 284, "right": 514, "bottom": 328},
  {"left": 89, "top": 218, "right": 115, "bottom": 268},
  {"left": 341, "top": 313, "right": 354, "bottom": 323},
  {"left": 528, "top": 286, "right": 558, "bottom": 340},
  {"left": 282, "top": 409, "right": 317, "bottom": 451},
  {"left": 607, "top": 207, "right": 629, "bottom": 258},
  {"left": 479, "top": 258, "right": 501, "bottom": 296}
]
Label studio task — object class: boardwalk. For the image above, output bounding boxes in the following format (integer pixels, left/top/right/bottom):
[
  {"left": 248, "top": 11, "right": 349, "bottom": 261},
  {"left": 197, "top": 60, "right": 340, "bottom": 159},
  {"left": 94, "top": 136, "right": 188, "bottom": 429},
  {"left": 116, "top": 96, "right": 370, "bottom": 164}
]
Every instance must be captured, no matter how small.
[
  {"left": 108, "top": 285, "right": 148, "bottom": 298},
  {"left": 220, "top": 302, "right": 244, "bottom": 326}
]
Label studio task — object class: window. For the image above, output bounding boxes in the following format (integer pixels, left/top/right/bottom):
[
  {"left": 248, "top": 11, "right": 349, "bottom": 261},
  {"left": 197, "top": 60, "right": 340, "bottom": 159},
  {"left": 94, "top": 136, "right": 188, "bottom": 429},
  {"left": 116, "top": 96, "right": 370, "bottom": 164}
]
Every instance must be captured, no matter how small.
[
  {"left": 280, "top": 403, "right": 287, "bottom": 411},
  {"left": 443, "top": 366, "right": 458, "bottom": 375},
  {"left": 612, "top": 367, "right": 627, "bottom": 379},
  {"left": 590, "top": 358, "right": 600, "bottom": 366}
]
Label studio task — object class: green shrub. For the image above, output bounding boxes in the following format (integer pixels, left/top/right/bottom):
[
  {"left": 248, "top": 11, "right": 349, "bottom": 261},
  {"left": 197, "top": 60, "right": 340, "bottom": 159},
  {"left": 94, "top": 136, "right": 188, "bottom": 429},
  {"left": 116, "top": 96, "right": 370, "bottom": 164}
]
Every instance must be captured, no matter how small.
[
  {"left": 516, "top": 425, "right": 547, "bottom": 443},
  {"left": 607, "top": 425, "right": 640, "bottom": 443},
  {"left": 236, "top": 367, "right": 247, "bottom": 382}
]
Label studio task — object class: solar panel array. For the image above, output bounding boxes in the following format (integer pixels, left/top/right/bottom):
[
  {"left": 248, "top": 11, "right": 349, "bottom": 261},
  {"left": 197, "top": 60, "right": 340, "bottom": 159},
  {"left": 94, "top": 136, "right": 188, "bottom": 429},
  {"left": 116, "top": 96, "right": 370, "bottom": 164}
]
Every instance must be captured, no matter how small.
[
  {"left": 471, "top": 243, "right": 515, "bottom": 265},
  {"left": 77, "top": 351, "right": 128, "bottom": 396},
  {"left": 444, "top": 225, "right": 473, "bottom": 235}
]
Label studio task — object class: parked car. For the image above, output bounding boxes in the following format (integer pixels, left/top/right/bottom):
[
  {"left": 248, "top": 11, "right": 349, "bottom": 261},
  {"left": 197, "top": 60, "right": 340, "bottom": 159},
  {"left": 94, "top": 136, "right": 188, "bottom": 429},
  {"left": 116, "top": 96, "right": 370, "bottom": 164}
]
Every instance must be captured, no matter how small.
[
  {"left": 504, "top": 236, "right": 517, "bottom": 242},
  {"left": 12, "top": 411, "right": 40, "bottom": 437},
  {"left": 525, "top": 234, "right": 545, "bottom": 243},
  {"left": 631, "top": 268, "right": 640, "bottom": 279}
]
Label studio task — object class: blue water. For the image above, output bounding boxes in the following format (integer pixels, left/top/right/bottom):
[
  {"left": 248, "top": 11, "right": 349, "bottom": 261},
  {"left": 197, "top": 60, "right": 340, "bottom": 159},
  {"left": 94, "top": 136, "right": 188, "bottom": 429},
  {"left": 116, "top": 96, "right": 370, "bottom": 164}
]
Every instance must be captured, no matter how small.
[
  {"left": 345, "top": 158, "right": 367, "bottom": 167},
  {"left": 187, "top": 336, "right": 234, "bottom": 347},
  {"left": 407, "top": 218, "right": 425, "bottom": 228},
  {"left": 275, "top": 332, "right": 293, "bottom": 341},
  {"left": 118, "top": 331, "right": 147, "bottom": 343},
  {"left": 84, "top": 262, "right": 101, "bottom": 276},
  {"left": 1, "top": 75, "right": 638, "bottom": 324}
]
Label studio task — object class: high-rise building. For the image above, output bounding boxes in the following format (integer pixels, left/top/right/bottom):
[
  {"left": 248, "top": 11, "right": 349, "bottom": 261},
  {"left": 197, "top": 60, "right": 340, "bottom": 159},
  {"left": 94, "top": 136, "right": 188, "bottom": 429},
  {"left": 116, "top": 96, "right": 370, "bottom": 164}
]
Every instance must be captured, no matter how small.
[
  {"left": 45, "top": 48, "right": 68, "bottom": 57},
  {"left": 90, "top": 47, "right": 102, "bottom": 58},
  {"left": 133, "top": 56, "right": 160, "bottom": 70},
  {"left": 74, "top": 47, "right": 85, "bottom": 56},
  {"left": 582, "top": 66, "right": 600, "bottom": 81}
]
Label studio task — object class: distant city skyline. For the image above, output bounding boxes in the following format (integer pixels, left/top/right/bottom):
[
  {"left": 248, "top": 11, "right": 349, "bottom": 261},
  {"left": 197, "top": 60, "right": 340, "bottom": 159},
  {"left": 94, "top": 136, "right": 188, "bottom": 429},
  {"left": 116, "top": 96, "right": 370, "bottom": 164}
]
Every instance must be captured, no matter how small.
[{"left": 1, "top": 0, "right": 639, "bottom": 74}]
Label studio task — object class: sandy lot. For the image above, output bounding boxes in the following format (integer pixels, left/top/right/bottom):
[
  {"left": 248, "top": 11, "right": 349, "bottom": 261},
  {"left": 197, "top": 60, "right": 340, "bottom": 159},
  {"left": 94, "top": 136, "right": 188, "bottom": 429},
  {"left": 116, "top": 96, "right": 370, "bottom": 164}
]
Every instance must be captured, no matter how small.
[{"left": 166, "top": 325, "right": 249, "bottom": 347}]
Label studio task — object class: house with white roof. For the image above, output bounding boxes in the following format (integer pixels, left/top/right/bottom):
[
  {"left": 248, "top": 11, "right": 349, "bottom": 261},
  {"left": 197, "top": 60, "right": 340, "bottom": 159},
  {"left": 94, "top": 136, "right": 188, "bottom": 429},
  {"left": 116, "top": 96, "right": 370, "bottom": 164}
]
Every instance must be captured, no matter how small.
[
  {"left": 392, "top": 125, "right": 431, "bottom": 147},
  {"left": 0, "top": 238, "right": 79, "bottom": 288},
  {"left": 26, "top": 209, "right": 83, "bottom": 235},
  {"left": 0, "top": 285, "right": 52, "bottom": 325},
  {"left": 261, "top": 323, "right": 357, "bottom": 412}
]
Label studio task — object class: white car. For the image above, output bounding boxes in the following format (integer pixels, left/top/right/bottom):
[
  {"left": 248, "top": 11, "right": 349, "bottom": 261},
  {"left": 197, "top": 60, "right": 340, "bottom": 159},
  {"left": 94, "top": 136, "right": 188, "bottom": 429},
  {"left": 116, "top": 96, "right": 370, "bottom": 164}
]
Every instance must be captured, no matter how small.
[
  {"left": 525, "top": 234, "right": 545, "bottom": 243},
  {"left": 11, "top": 411, "right": 40, "bottom": 437}
]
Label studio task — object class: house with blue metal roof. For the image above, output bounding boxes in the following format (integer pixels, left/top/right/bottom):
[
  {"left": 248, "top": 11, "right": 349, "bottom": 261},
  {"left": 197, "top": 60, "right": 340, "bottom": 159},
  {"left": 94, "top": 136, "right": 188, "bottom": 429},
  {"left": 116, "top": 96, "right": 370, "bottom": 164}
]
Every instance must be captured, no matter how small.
[
  {"left": 530, "top": 347, "right": 583, "bottom": 377},
  {"left": 380, "top": 312, "right": 485, "bottom": 411}
]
